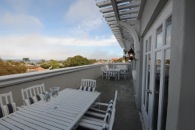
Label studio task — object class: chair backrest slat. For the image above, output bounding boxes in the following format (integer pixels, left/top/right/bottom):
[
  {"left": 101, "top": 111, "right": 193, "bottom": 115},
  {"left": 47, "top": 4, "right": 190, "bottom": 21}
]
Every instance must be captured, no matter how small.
[
  {"left": 26, "top": 90, "right": 29, "bottom": 98},
  {"left": 5, "top": 96, "right": 8, "bottom": 104},
  {"left": 33, "top": 88, "right": 36, "bottom": 96},
  {"left": 29, "top": 89, "right": 33, "bottom": 97}
]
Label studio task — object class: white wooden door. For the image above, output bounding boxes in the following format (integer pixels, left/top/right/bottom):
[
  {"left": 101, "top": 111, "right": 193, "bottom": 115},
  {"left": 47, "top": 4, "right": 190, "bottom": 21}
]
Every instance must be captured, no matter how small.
[
  {"left": 142, "top": 35, "right": 153, "bottom": 130},
  {"left": 141, "top": 1, "right": 172, "bottom": 130}
]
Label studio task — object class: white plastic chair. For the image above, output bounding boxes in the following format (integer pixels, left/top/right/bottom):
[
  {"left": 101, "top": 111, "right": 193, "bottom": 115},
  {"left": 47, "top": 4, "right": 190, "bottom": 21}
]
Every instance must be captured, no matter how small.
[
  {"left": 107, "top": 71, "right": 118, "bottom": 80},
  {"left": 80, "top": 79, "right": 96, "bottom": 92},
  {"left": 78, "top": 91, "right": 118, "bottom": 130},
  {"left": 87, "top": 91, "right": 117, "bottom": 117},
  {"left": 101, "top": 65, "right": 109, "bottom": 79},
  {"left": 21, "top": 83, "right": 45, "bottom": 106},
  {"left": 0, "top": 91, "right": 16, "bottom": 118},
  {"left": 119, "top": 69, "right": 128, "bottom": 80}
]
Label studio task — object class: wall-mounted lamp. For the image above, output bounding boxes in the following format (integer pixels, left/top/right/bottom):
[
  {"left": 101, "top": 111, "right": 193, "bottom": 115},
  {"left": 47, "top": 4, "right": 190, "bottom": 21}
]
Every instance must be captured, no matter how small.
[{"left": 128, "top": 48, "right": 135, "bottom": 60}]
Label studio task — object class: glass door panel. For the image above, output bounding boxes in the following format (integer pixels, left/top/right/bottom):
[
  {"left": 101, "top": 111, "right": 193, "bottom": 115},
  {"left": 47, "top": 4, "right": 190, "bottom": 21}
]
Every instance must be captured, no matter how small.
[
  {"left": 165, "top": 17, "right": 172, "bottom": 46},
  {"left": 156, "top": 25, "right": 163, "bottom": 48},
  {"left": 144, "top": 54, "right": 151, "bottom": 113},
  {"left": 160, "top": 49, "right": 170, "bottom": 130},
  {"left": 153, "top": 51, "right": 162, "bottom": 129}
]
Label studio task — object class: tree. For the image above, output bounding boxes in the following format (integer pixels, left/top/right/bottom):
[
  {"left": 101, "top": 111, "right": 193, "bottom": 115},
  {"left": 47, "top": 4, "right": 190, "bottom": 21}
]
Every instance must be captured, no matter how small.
[
  {"left": 40, "top": 60, "right": 61, "bottom": 69},
  {"left": 23, "top": 58, "right": 30, "bottom": 63},
  {"left": 0, "top": 61, "right": 27, "bottom": 76},
  {"left": 63, "top": 55, "right": 90, "bottom": 67},
  {"left": 89, "top": 59, "right": 97, "bottom": 64}
]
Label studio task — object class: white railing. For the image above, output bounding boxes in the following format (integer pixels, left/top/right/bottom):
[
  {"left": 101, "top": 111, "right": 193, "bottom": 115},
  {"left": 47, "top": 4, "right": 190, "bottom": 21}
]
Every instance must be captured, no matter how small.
[
  {"left": 0, "top": 63, "right": 130, "bottom": 106},
  {"left": 0, "top": 64, "right": 103, "bottom": 106},
  {"left": 0, "top": 64, "right": 103, "bottom": 88}
]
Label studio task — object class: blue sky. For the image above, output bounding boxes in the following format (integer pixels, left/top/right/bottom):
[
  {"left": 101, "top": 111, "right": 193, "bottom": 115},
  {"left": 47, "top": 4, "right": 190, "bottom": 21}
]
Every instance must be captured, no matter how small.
[{"left": 0, "top": 0, "right": 123, "bottom": 60}]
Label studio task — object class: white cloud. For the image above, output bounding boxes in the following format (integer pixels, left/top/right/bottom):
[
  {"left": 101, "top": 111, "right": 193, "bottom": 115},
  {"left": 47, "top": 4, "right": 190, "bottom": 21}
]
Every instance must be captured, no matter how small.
[
  {"left": 0, "top": 34, "right": 116, "bottom": 47},
  {"left": 0, "top": 12, "right": 42, "bottom": 31},
  {"left": 65, "top": 0, "right": 103, "bottom": 33},
  {"left": 0, "top": 34, "right": 119, "bottom": 60},
  {"left": 5, "top": 0, "right": 31, "bottom": 13},
  {"left": 65, "top": 0, "right": 101, "bottom": 22}
]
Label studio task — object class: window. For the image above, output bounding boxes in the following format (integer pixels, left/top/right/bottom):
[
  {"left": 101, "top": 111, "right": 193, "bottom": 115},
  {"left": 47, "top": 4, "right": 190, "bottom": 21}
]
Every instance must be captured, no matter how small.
[
  {"left": 165, "top": 16, "right": 172, "bottom": 45},
  {"left": 156, "top": 25, "right": 163, "bottom": 48}
]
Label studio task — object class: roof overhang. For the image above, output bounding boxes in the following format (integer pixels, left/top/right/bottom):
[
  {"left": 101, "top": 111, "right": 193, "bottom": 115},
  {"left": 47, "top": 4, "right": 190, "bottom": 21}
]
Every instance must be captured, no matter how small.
[{"left": 96, "top": 0, "right": 143, "bottom": 52}]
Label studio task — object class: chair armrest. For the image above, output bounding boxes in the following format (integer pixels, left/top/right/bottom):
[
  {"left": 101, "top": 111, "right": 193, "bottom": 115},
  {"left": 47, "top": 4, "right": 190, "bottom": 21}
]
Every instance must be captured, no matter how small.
[{"left": 93, "top": 102, "right": 109, "bottom": 106}]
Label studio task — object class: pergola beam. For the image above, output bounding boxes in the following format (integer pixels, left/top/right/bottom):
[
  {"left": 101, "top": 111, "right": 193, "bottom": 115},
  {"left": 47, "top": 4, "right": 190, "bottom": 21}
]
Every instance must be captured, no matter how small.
[
  {"left": 96, "top": 0, "right": 111, "bottom": 8},
  {"left": 96, "top": 0, "right": 142, "bottom": 50}
]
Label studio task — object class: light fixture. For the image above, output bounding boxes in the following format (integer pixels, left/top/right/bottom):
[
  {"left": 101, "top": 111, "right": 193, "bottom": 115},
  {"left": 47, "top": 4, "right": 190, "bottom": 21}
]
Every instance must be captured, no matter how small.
[{"left": 128, "top": 48, "right": 135, "bottom": 60}]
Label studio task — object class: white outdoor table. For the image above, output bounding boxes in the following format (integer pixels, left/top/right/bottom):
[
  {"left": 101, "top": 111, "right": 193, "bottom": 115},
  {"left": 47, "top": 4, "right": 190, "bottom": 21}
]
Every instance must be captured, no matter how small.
[{"left": 0, "top": 88, "right": 100, "bottom": 130}]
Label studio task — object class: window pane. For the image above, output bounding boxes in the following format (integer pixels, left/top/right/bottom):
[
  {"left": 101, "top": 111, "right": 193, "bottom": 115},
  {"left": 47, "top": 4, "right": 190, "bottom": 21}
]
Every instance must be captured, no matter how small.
[
  {"left": 148, "top": 36, "right": 152, "bottom": 51},
  {"left": 156, "top": 25, "right": 163, "bottom": 48},
  {"left": 153, "top": 51, "right": 162, "bottom": 129},
  {"left": 146, "top": 54, "right": 151, "bottom": 113},
  {"left": 143, "top": 55, "right": 147, "bottom": 105},
  {"left": 143, "top": 54, "right": 151, "bottom": 114},
  {"left": 145, "top": 40, "right": 148, "bottom": 52},
  {"left": 165, "top": 16, "right": 172, "bottom": 45},
  {"left": 161, "top": 49, "right": 170, "bottom": 130}
]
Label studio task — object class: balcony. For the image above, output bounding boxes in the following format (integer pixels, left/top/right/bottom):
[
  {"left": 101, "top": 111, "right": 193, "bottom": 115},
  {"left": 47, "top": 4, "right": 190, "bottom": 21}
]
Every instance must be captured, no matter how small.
[{"left": 0, "top": 63, "right": 142, "bottom": 130}]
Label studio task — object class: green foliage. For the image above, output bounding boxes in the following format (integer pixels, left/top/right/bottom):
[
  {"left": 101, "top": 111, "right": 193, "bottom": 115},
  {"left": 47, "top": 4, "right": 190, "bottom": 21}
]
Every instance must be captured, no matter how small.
[
  {"left": 63, "top": 55, "right": 95, "bottom": 67},
  {"left": 0, "top": 55, "right": 97, "bottom": 76},
  {"left": 40, "top": 63, "right": 51, "bottom": 69},
  {"left": 40, "top": 60, "right": 61, "bottom": 69},
  {"left": 40, "top": 56, "right": 96, "bottom": 69},
  {"left": 89, "top": 59, "right": 97, "bottom": 64},
  {"left": 0, "top": 60, "right": 27, "bottom": 76}
]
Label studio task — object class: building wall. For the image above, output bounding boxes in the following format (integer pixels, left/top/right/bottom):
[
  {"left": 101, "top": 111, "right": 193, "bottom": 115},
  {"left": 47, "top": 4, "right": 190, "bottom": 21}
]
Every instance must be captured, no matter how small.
[
  {"left": 0, "top": 65, "right": 102, "bottom": 106},
  {"left": 138, "top": 0, "right": 195, "bottom": 129},
  {"left": 140, "top": 0, "right": 159, "bottom": 35},
  {"left": 166, "top": 0, "right": 195, "bottom": 130}
]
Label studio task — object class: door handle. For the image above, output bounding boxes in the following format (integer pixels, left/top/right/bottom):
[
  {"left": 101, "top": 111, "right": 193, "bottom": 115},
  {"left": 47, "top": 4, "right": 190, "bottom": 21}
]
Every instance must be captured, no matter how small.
[{"left": 146, "top": 89, "right": 152, "bottom": 94}]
